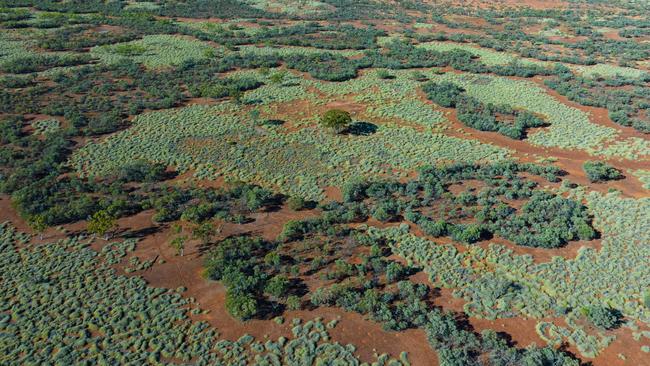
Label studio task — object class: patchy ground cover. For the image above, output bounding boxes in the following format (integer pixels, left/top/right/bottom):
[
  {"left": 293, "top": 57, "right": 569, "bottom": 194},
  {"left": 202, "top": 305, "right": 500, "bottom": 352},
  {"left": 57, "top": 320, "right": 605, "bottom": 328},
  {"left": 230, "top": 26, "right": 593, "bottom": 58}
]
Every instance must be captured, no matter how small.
[
  {"left": 1, "top": 1, "right": 649, "bottom": 365},
  {"left": 71, "top": 97, "right": 508, "bottom": 200},
  {"left": 91, "top": 34, "right": 219, "bottom": 68},
  {"left": 0, "top": 222, "right": 410, "bottom": 365}
]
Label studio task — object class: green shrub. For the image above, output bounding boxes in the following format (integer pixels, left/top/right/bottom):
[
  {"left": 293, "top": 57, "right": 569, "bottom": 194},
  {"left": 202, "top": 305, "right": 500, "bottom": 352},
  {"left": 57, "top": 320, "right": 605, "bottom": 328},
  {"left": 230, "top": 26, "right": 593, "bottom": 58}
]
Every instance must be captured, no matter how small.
[
  {"left": 115, "top": 160, "right": 167, "bottom": 182},
  {"left": 264, "top": 275, "right": 290, "bottom": 299},
  {"left": 286, "top": 295, "right": 302, "bottom": 310},
  {"left": 386, "top": 262, "right": 408, "bottom": 282},
  {"left": 287, "top": 196, "right": 307, "bottom": 211},
  {"left": 320, "top": 109, "right": 352, "bottom": 134},
  {"left": 377, "top": 70, "right": 394, "bottom": 79},
  {"left": 225, "top": 291, "right": 258, "bottom": 320},
  {"left": 583, "top": 161, "right": 623, "bottom": 183},
  {"left": 585, "top": 306, "right": 620, "bottom": 330},
  {"left": 421, "top": 82, "right": 465, "bottom": 107},
  {"left": 450, "top": 223, "right": 485, "bottom": 244}
]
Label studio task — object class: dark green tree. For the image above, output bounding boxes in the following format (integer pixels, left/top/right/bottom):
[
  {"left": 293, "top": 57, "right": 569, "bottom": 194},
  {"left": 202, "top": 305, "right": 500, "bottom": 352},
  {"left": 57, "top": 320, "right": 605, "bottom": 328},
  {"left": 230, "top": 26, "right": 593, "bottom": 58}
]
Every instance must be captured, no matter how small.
[{"left": 320, "top": 109, "right": 352, "bottom": 134}]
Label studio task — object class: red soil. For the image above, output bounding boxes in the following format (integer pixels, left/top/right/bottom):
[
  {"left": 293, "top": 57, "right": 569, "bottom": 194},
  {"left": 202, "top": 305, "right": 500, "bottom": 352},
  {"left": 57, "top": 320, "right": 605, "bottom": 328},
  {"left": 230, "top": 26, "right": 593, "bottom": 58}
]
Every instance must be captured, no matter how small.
[
  {"left": 108, "top": 209, "right": 436, "bottom": 365},
  {"left": 435, "top": 0, "right": 568, "bottom": 10},
  {"left": 415, "top": 87, "right": 649, "bottom": 200}
]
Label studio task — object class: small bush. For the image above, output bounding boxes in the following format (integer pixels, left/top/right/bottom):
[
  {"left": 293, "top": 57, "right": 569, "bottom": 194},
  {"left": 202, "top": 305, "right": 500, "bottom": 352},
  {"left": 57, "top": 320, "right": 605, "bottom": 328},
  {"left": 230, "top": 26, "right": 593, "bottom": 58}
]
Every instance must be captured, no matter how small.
[
  {"left": 585, "top": 306, "right": 621, "bottom": 330},
  {"left": 450, "top": 223, "right": 485, "bottom": 244},
  {"left": 583, "top": 161, "right": 623, "bottom": 182},
  {"left": 421, "top": 82, "right": 465, "bottom": 107},
  {"left": 287, "top": 196, "right": 307, "bottom": 211},
  {"left": 264, "top": 275, "right": 290, "bottom": 299},
  {"left": 286, "top": 295, "right": 302, "bottom": 310},
  {"left": 225, "top": 291, "right": 258, "bottom": 320}
]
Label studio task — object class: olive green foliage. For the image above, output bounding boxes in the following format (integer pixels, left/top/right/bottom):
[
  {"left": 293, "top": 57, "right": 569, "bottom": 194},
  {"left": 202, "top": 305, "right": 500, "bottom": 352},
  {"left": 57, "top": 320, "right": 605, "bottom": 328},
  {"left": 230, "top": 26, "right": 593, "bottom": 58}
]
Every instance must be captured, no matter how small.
[
  {"left": 286, "top": 196, "right": 308, "bottom": 211},
  {"left": 147, "top": 183, "right": 273, "bottom": 224},
  {"left": 421, "top": 81, "right": 465, "bottom": 107},
  {"left": 265, "top": 275, "right": 290, "bottom": 299},
  {"left": 583, "top": 161, "right": 623, "bottom": 183},
  {"left": 192, "top": 222, "right": 219, "bottom": 245},
  {"left": 114, "top": 160, "right": 167, "bottom": 183},
  {"left": 86, "top": 210, "right": 117, "bottom": 239},
  {"left": 204, "top": 236, "right": 277, "bottom": 319},
  {"left": 320, "top": 109, "right": 352, "bottom": 133},
  {"left": 346, "top": 162, "right": 593, "bottom": 249},
  {"left": 225, "top": 291, "right": 258, "bottom": 320},
  {"left": 584, "top": 306, "right": 621, "bottom": 330},
  {"left": 498, "top": 192, "right": 596, "bottom": 248}
]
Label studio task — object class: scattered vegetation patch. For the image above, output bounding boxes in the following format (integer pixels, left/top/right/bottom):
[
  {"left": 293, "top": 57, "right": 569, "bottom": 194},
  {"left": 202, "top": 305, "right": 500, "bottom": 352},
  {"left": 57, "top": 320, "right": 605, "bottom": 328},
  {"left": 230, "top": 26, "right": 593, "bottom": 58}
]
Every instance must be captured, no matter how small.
[
  {"left": 583, "top": 161, "right": 623, "bottom": 183},
  {"left": 91, "top": 35, "right": 218, "bottom": 68},
  {"left": 423, "top": 81, "right": 548, "bottom": 139},
  {"left": 0, "top": 223, "right": 407, "bottom": 365},
  {"left": 31, "top": 118, "right": 61, "bottom": 135},
  {"left": 71, "top": 102, "right": 509, "bottom": 201}
]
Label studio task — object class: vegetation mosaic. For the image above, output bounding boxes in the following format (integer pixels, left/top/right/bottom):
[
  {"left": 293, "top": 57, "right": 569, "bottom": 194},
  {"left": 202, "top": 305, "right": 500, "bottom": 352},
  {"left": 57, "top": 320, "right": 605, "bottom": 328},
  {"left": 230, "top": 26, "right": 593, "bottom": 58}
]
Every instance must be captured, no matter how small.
[{"left": 0, "top": 1, "right": 649, "bottom": 365}]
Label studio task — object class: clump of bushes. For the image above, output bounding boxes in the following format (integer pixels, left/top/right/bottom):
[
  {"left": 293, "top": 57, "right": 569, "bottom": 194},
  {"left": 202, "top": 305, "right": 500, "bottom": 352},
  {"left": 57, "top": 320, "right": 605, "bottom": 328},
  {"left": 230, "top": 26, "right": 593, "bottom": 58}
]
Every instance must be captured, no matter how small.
[
  {"left": 341, "top": 162, "right": 593, "bottom": 248},
  {"left": 496, "top": 192, "right": 596, "bottom": 248},
  {"left": 422, "top": 82, "right": 547, "bottom": 139},
  {"left": 286, "top": 196, "right": 308, "bottom": 211},
  {"left": 583, "top": 161, "right": 623, "bottom": 182},
  {"left": 115, "top": 160, "right": 167, "bottom": 182},
  {"left": 421, "top": 82, "right": 465, "bottom": 107},
  {"left": 584, "top": 306, "right": 621, "bottom": 330}
]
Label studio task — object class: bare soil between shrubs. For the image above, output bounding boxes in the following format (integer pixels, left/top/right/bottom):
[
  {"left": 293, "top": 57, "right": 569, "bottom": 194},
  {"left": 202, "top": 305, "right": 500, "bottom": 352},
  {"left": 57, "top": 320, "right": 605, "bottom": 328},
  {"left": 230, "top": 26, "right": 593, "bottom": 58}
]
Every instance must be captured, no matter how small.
[{"left": 2, "top": 190, "right": 645, "bottom": 366}]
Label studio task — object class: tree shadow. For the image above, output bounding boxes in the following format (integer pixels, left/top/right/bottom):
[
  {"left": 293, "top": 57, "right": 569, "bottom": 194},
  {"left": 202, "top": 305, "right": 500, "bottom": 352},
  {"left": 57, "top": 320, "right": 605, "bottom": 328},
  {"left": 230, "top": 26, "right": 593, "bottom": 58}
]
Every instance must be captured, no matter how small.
[
  {"left": 346, "top": 121, "right": 378, "bottom": 136},
  {"left": 120, "top": 225, "right": 161, "bottom": 239},
  {"left": 287, "top": 278, "right": 309, "bottom": 298},
  {"left": 256, "top": 299, "right": 285, "bottom": 320},
  {"left": 262, "top": 119, "right": 285, "bottom": 126}
]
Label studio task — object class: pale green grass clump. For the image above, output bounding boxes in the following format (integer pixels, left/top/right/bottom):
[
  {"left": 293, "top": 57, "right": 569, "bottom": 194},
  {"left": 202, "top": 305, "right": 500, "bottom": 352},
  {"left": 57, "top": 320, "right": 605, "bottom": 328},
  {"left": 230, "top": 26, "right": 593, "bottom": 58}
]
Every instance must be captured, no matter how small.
[
  {"left": 91, "top": 34, "right": 218, "bottom": 68},
  {"left": 236, "top": 44, "right": 364, "bottom": 58},
  {"left": 0, "top": 32, "right": 34, "bottom": 63},
  {"left": 124, "top": 1, "right": 160, "bottom": 10},
  {"left": 574, "top": 64, "right": 648, "bottom": 79},
  {"left": 594, "top": 138, "right": 650, "bottom": 160},
  {"left": 631, "top": 169, "right": 650, "bottom": 190},
  {"left": 31, "top": 118, "right": 61, "bottom": 135}
]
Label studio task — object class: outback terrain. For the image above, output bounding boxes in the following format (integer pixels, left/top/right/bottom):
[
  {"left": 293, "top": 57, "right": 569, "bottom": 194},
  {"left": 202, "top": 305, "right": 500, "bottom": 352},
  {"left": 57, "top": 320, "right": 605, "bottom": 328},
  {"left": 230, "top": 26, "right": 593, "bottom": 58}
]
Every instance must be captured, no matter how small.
[{"left": 1, "top": 0, "right": 649, "bottom": 365}]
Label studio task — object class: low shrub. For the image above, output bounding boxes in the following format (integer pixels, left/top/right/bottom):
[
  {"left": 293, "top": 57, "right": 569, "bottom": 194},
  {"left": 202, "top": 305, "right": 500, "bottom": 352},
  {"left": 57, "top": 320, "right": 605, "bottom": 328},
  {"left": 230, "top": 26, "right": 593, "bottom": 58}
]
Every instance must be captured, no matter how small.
[{"left": 583, "top": 161, "right": 623, "bottom": 183}]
